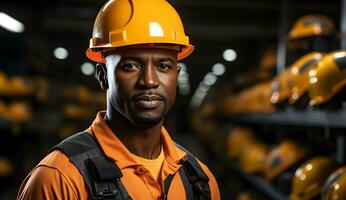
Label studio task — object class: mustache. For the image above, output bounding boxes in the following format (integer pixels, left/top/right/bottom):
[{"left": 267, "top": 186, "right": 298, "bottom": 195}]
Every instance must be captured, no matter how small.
[{"left": 131, "top": 91, "right": 166, "bottom": 101}]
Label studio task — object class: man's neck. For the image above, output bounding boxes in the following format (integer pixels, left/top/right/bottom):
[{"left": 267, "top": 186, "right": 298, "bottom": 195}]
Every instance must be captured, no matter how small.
[{"left": 104, "top": 109, "right": 163, "bottom": 159}]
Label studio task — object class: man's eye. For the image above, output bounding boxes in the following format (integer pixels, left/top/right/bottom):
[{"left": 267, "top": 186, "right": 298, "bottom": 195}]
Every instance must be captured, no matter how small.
[
  {"left": 122, "top": 63, "right": 140, "bottom": 71},
  {"left": 157, "top": 64, "right": 171, "bottom": 71}
]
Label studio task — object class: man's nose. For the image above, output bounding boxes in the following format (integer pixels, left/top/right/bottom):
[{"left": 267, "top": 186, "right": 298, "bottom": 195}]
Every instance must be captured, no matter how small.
[{"left": 136, "top": 63, "right": 160, "bottom": 89}]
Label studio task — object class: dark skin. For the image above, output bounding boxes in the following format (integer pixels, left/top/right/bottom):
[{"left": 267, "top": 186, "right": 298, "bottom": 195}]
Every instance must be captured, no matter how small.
[{"left": 96, "top": 46, "right": 180, "bottom": 159}]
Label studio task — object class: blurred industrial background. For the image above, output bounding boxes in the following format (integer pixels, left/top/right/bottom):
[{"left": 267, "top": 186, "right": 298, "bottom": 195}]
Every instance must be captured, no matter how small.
[{"left": 1, "top": 0, "right": 346, "bottom": 199}]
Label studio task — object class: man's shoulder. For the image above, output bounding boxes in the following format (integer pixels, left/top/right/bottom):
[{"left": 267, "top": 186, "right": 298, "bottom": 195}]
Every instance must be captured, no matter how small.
[
  {"left": 34, "top": 133, "right": 89, "bottom": 182},
  {"left": 39, "top": 130, "right": 93, "bottom": 174},
  {"left": 17, "top": 150, "right": 86, "bottom": 200},
  {"left": 39, "top": 150, "right": 72, "bottom": 169}
]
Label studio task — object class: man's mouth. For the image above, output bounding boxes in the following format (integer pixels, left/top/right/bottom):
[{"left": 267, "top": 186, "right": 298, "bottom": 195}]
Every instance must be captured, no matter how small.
[
  {"left": 133, "top": 95, "right": 163, "bottom": 101},
  {"left": 132, "top": 95, "right": 164, "bottom": 109}
]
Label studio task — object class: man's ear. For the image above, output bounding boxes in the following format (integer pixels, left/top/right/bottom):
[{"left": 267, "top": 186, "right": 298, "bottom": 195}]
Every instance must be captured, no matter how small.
[
  {"left": 177, "top": 64, "right": 181, "bottom": 73},
  {"left": 96, "top": 63, "right": 108, "bottom": 91}
]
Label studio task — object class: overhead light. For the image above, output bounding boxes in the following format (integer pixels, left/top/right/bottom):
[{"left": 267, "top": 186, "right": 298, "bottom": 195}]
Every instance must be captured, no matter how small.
[
  {"left": 212, "top": 63, "right": 226, "bottom": 76},
  {"left": 81, "top": 62, "right": 95, "bottom": 76},
  {"left": 54, "top": 47, "right": 69, "bottom": 60},
  {"left": 309, "top": 77, "right": 318, "bottom": 84},
  {"left": 334, "top": 52, "right": 346, "bottom": 59},
  {"left": 177, "top": 62, "right": 190, "bottom": 95},
  {"left": 309, "top": 69, "right": 317, "bottom": 77},
  {"left": 223, "top": 49, "right": 237, "bottom": 62},
  {"left": 0, "top": 12, "right": 25, "bottom": 33},
  {"left": 178, "top": 75, "right": 189, "bottom": 86},
  {"left": 190, "top": 86, "right": 210, "bottom": 109},
  {"left": 203, "top": 73, "right": 217, "bottom": 86},
  {"left": 179, "top": 86, "right": 191, "bottom": 95}
]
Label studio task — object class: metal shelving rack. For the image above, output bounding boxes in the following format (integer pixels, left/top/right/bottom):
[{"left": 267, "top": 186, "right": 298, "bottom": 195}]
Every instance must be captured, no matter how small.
[
  {"left": 218, "top": 107, "right": 346, "bottom": 128},
  {"left": 228, "top": 164, "right": 289, "bottom": 200},
  {"left": 218, "top": 0, "right": 346, "bottom": 198}
]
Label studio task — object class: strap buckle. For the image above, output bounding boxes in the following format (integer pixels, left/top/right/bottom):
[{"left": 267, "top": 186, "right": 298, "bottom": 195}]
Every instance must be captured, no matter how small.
[
  {"left": 180, "top": 155, "right": 210, "bottom": 197},
  {"left": 85, "top": 157, "right": 123, "bottom": 199},
  {"left": 94, "top": 181, "right": 119, "bottom": 199}
]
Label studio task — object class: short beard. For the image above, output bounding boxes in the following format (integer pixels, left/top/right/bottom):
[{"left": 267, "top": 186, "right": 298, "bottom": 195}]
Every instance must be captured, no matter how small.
[
  {"left": 131, "top": 115, "right": 164, "bottom": 126},
  {"left": 128, "top": 99, "right": 168, "bottom": 126}
]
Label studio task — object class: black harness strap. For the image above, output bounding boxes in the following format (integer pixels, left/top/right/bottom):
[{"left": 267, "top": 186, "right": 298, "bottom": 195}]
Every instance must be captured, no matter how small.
[
  {"left": 163, "top": 143, "right": 211, "bottom": 200},
  {"left": 49, "top": 132, "right": 132, "bottom": 200},
  {"left": 164, "top": 174, "right": 174, "bottom": 197},
  {"left": 178, "top": 166, "right": 195, "bottom": 200},
  {"left": 180, "top": 155, "right": 211, "bottom": 200},
  {"left": 50, "top": 132, "right": 211, "bottom": 200}
]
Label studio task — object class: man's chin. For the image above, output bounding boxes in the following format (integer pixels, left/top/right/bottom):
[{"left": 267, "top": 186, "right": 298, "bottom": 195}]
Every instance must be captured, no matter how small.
[{"left": 130, "top": 115, "right": 164, "bottom": 126}]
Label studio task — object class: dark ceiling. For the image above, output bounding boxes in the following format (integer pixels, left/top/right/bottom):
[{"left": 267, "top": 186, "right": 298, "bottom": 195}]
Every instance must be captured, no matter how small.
[{"left": 0, "top": 0, "right": 341, "bottom": 89}]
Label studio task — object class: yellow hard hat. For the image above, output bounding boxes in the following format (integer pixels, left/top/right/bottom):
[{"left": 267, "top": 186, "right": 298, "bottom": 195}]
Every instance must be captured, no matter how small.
[
  {"left": 7, "top": 76, "right": 34, "bottom": 96},
  {"left": 0, "top": 71, "right": 8, "bottom": 95},
  {"left": 251, "top": 81, "right": 275, "bottom": 113},
  {"left": 270, "top": 69, "right": 292, "bottom": 104},
  {"left": 86, "top": 0, "right": 194, "bottom": 63},
  {"left": 227, "top": 127, "right": 256, "bottom": 159},
  {"left": 239, "top": 142, "right": 269, "bottom": 174},
  {"left": 263, "top": 139, "right": 308, "bottom": 181},
  {"left": 290, "top": 156, "right": 338, "bottom": 200},
  {"left": 234, "top": 81, "right": 275, "bottom": 114},
  {"left": 321, "top": 167, "right": 346, "bottom": 200},
  {"left": 64, "top": 104, "right": 91, "bottom": 119},
  {"left": 0, "top": 157, "right": 13, "bottom": 177},
  {"left": 308, "top": 50, "right": 346, "bottom": 106},
  {"left": 288, "top": 15, "right": 336, "bottom": 41},
  {"left": 288, "top": 52, "right": 324, "bottom": 104},
  {"left": 8, "top": 101, "right": 32, "bottom": 122}
]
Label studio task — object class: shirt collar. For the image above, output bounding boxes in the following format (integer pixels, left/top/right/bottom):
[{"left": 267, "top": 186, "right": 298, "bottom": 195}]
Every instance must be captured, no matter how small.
[{"left": 90, "top": 111, "right": 186, "bottom": 169}]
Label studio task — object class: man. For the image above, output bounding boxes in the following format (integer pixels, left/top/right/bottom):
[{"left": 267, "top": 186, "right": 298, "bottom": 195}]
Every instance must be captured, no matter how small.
[{"left": 17, "top": 0, "right": 220, "bottom": 199}]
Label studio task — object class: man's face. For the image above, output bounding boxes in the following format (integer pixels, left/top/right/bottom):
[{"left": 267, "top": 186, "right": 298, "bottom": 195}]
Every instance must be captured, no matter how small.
[{"left": 102, "top": 47, "right": 180, "bottom": 126}]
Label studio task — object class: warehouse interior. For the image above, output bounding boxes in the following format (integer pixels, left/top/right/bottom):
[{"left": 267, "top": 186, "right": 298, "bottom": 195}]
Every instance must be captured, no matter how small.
[{"left": 1, "top": 0, "right": 346, "bottom": 199}]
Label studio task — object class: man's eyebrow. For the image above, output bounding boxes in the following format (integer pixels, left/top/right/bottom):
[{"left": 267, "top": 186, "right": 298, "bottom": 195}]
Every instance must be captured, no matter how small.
[
  {"left": 119, "top": 56, "right": 175, "bottom": 63},
  {"left": 121, "top": 57, "right": 144, "bottom": 63},
  {"left": 158, "top": 57, "right": 175, "bottom": 63}
]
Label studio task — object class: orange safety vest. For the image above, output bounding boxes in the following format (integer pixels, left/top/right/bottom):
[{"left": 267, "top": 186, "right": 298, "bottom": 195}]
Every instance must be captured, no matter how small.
[{"left": 17, "top": 111, "right": 220, "bottom": 200}]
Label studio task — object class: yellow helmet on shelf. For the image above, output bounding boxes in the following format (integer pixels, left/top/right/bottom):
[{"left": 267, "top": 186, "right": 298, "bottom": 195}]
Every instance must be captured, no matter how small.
[
  {"left": 239, "top": 142, "right": 269, "bottom": 174},
  {"left": 86, "top": 0, "right": 194, "bottom": 63},
  {"left": 270, "top": 68, "right": 292, "bottom": 104},
  {"left": 290, "top": 156, "right": 338, "bottom": 200},
  {"left": 321, "top": 167, "right": 346, "bottom": 200},
  {"left": 251, "top": 81, "right": 275, "bottom": 113},
  {"left": 7, "top": 101, "right": 32, "bottom": 122},
  {"left": 308, "top": 50, "right": 346, "bottom": 106},
  {"left": 288, "top": 52, "right": 324, "bottom": 104},
  {"left": 263, "top": 139, "right": 308, "bottom": 181},
  {"left": 0, "top": 157, "right": 13, "bottom": 177},
  {"left": 63, "top": 104, "right": 91, "bottom": 119},
  {"left": 227, "top": 127, "right": 256, "bottom": 159},
  {"left": 288, "top": 15, "right": 336, "bottom": 41}
]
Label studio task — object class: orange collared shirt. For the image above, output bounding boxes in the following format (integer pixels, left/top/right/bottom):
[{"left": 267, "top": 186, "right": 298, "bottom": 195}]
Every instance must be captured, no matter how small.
[
  {"left": 132, "top": 146, "right": 165, "bottom": 182},
  {"left": 17, "top": 111, "right": 220, "bottom": 200}
]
